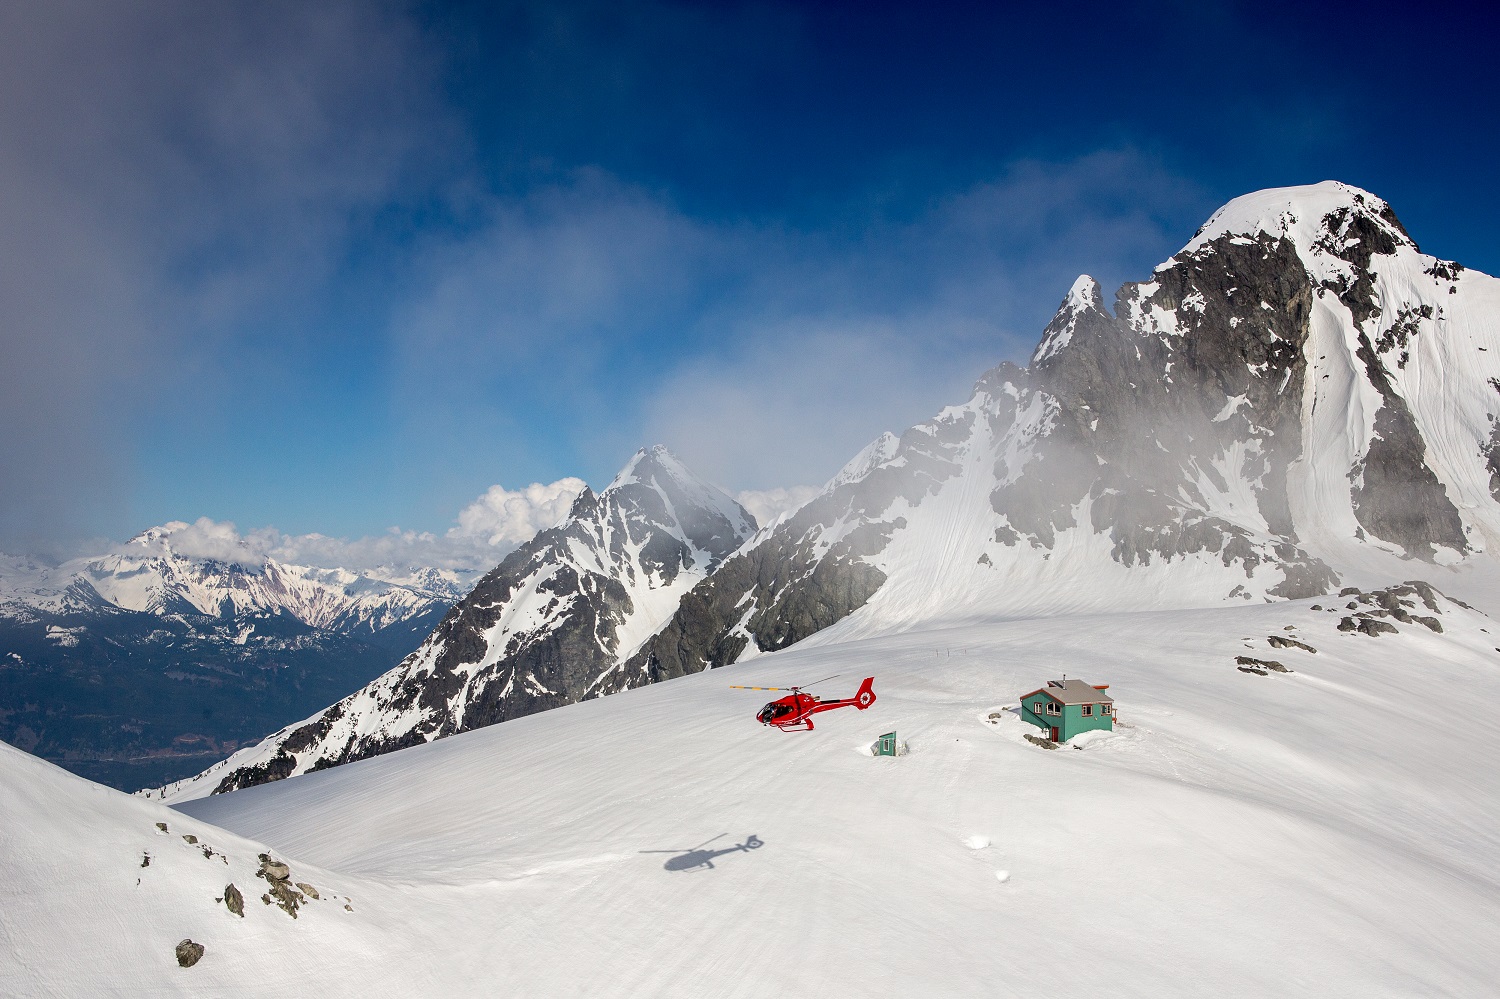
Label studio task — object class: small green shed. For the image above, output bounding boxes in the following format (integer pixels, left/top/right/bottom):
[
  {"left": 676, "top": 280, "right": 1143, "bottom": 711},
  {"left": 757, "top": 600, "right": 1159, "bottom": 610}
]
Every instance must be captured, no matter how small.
[{"left": 1019, "top": 678, "right": 1114, "bottom": 743}]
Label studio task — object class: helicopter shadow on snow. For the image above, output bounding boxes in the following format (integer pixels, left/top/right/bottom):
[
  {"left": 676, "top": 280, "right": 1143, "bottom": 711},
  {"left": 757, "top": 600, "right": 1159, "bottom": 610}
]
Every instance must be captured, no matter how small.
[{"left": 640, "top": 833, "right": 764, "bottom": 872}]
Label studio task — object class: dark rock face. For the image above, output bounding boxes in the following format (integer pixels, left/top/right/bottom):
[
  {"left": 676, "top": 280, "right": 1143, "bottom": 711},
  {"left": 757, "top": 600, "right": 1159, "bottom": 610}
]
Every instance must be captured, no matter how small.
[
  {"left": 224, "top": 883, "right": 244, "bottom": 917},
  {"left": 618, "top": 525, "right": 888, "bottom": 685},
  {"left": 1311, "top": 201, "right": 1468, "bottom": 560},
  {"left": 214, "top": 750, "right": 296, "bottom": 796},
  {"left": 618, "top": 402, "right": 973, "bottom": 682},
  {"left": 996, "top": 233, "right": 1336, "bottom": 595}
]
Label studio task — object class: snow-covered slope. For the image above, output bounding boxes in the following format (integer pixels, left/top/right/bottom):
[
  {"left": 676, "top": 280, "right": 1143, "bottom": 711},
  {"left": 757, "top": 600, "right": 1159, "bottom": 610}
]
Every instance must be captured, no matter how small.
[
  {"left": 0, "top": 738, "right": 452, "bottom": 996},
  {"left": 13, "top": 586, "right": 1479, "bottom": 996},
  {"left": 156, "top": 447, "right": 756, "bottom": 802},
  {"left": 628, "top": 182, "right": 1500, "bottom": 681}
]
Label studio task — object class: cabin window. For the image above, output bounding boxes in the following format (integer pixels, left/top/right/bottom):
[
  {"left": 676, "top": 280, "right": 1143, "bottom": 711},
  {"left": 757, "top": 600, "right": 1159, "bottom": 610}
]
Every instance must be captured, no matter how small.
[
  {"left": 1101, "top": 704, "right": 1112, "bottom": 715},
  {"left": 1081, "top": 704, "right": 1093, "bottom": 717},
  {"left": 1045, "top": 702, "right": 1060, "bottom": 716},
  {"left": 1032, "top": 701, "right": 1043, "bottom": 714}
]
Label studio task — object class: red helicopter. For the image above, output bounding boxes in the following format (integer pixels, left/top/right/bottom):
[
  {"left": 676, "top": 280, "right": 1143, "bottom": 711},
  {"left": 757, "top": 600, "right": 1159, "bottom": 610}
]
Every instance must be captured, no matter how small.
[{"left": 730, "top": 674, "right": 876, "bottom": 731}]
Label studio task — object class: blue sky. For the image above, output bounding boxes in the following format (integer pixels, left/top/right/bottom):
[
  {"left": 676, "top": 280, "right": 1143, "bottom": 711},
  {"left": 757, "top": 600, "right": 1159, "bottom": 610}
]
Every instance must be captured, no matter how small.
[{"left": 3, "top": 1, "right": 1498, "bottom": 559}]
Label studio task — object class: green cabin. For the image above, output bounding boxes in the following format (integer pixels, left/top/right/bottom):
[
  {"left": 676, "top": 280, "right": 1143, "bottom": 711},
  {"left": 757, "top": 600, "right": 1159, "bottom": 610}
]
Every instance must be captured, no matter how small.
[{"left": 1020, "top": 678, "right": 1114, "bottom": 742}]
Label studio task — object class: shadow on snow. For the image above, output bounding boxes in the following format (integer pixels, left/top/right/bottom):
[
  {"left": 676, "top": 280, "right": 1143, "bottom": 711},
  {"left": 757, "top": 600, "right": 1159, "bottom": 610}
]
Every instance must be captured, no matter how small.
[{"left": 641, "top": 833, "right": 764, "bottom": 872}]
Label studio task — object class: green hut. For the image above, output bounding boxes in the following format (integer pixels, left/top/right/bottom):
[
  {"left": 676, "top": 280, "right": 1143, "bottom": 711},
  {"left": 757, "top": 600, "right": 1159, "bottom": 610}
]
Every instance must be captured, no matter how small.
[{"left": 1019, "top": 678, "right": 1114, "bottom": 742}]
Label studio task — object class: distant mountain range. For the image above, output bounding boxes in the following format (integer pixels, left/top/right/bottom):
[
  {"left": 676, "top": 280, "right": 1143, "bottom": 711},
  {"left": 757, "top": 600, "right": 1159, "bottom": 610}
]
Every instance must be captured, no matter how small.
[
  {"left": 0, "top": 528, "right": 477, "bottom": 789},
  {"left": 151, "top": 181, "right": 1500, "bottom": 803}
]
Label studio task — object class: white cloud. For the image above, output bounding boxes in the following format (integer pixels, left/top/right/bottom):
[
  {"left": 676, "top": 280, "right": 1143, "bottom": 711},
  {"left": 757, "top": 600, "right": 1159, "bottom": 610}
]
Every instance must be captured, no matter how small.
[
  {"left": 734, "top": 486, "right": 821, "bottom": 529},
  {"left": 136, "top": 477, "right": 590, "bottom": 577},
  {"left": 449, "top": 478, "right": 588, "bottom": 546}
]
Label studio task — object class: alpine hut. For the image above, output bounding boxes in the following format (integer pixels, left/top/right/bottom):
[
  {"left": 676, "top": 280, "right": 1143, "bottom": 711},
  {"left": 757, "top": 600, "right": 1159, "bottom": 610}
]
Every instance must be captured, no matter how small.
[{"left": 1019, "top": 678, "right": 1114, "bottom": 743}]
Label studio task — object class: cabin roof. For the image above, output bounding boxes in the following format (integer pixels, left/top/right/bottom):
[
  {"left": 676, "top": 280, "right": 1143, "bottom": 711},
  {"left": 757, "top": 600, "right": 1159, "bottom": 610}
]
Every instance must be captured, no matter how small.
[{"left": 1022, "top": 678, "right": 1113, "bottom": 705}]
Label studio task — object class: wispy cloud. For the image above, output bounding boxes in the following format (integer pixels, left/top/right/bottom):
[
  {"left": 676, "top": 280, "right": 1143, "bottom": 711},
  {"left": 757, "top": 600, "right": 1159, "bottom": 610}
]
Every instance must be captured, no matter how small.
[{"left": 388, "top": 148, "right": 1211, "bottom": 491}]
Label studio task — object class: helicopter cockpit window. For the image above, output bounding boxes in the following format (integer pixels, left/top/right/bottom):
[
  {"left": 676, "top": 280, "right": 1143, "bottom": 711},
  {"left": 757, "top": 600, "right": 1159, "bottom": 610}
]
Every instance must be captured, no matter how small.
[{"left": 762, "top": 703, "right": 795, "bottom": 721}]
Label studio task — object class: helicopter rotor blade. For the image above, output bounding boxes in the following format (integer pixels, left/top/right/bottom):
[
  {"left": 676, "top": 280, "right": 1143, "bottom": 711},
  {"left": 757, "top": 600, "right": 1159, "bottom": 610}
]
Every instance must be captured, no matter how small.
[
  {"left": 730, "top": 674, "right": 840, "bottom": 692},
  {"left": 640, "top": 833, "right": 726, "bottom": 854}
]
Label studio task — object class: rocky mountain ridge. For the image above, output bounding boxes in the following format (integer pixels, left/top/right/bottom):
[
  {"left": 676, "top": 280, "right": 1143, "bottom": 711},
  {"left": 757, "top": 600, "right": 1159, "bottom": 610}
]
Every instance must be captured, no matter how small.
[{"left": 155, "top": 446, "right": 755, "bottom": 800}]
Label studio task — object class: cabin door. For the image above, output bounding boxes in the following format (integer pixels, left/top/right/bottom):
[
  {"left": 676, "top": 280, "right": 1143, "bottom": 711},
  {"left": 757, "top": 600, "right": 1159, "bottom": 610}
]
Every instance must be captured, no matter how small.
[{"left": 1050, "top": 726, "right": 1059, "bottom": 741}]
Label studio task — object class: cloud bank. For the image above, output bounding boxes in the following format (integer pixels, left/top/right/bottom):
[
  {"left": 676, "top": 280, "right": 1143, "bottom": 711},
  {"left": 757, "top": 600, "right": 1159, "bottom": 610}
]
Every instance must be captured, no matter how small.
[{"left": 139, "top": 477, "right": 589, "bottom": 576}]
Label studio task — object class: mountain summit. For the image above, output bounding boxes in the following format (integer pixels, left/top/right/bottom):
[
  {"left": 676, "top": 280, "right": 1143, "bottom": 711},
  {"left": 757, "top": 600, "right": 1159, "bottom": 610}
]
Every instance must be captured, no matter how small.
[
  {"left": 161, "top": 446, "right": 755, "bottom": 799},
  {"left": 621, "top": 182, "right": 1500, "bottom": 680}
]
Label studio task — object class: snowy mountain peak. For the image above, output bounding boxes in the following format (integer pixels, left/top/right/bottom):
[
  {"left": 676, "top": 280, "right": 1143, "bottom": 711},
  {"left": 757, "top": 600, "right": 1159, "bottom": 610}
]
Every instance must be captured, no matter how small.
[
  {"left": 166, "top": 449, "right": 757, "bottom": 802},
  {"left": 604, "top": 444, "right": 756, "bottom": 559},
  {"left": 126, "top": 523, "right": 186, "bottom": 547},
  {"left": 606, "top": 443, "right": 682, "bottom": 490},
  {"left": 1064, "top": 273, "right": 1105, "bottom": 312},
  {"left": 1182, "top": 180, "right": 1416, "bottom": 262},
  {"left": 828, "top": 432, "right": 902, "bottom": 491},
  {"left": 1032, "top": 274, "right": 1108, "bottom": 365}
]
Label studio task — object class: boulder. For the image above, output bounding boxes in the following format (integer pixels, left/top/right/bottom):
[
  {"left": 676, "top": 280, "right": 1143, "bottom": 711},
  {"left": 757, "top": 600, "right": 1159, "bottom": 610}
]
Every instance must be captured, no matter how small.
[
  {"left": 1267, "top": 635, "right": 1316, "bottom": 653},
  {"left": 175, "top": 939, "right": 204, "bottom": 968}
]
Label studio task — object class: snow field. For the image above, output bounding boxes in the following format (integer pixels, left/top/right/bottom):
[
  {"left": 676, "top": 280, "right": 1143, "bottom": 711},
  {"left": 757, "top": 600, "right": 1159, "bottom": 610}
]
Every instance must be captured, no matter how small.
[{"left": 106, "top": 595, "right": 1499, "bottom": 997}]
